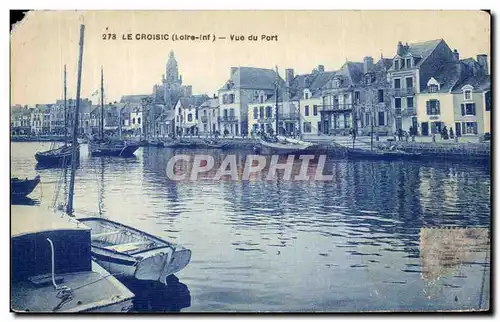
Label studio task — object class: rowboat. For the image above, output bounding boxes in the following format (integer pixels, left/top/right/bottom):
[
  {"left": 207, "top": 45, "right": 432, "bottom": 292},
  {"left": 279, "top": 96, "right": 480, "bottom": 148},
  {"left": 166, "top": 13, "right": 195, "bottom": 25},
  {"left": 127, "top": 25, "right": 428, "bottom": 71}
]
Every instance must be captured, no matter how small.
[
  {"left": 346, "top": 148, "right": 421, "bottom": 160},
  {"left": 11, "top": 175, "right": 41, "bottom": 198},
  {"left": 11, "top": 206, "right": 135, "bottom": 312},
  {"left": 79, "top": 217, "right": 192, "bottom": 285},
  {"left": 257, "top": 136, "right": 314, "bottom": 155},
  {"left": 35, "top": 144, "right": 79, "bottom": 166}
]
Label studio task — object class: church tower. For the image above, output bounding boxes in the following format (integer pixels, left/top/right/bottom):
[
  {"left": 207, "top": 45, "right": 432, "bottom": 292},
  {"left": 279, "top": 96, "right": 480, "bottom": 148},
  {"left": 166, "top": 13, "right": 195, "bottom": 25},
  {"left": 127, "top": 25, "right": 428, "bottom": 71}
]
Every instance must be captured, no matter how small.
[{"left": 165, "top": 50, "right": 181, "bottom": 86}]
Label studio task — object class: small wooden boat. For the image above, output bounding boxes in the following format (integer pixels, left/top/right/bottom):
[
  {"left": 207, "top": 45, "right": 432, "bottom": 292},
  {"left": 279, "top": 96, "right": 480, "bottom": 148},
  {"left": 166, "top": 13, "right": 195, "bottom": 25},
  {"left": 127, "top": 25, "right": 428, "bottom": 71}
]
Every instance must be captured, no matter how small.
[
  {"left": 79, "top": 217, "right": 192, "bottom": 285},
  {"left": 11, "top": 175, "right": 41, "bottom": 198},
  {"left": 89, "top": 138, "right": 139, "bottom": 157},
  {"left": 11, "top": 206, "right": 135, "bottom": 312},
  {"left": 257, "top": 136, "right": 314, "bottom": 155},
  {"left": 164, "top": 140, "right": 197, "bottom": 148},
  {"left": 35, "top": 144, "right": 79, "bottom": 166},
  {"left": 147, "top": 139, "right": 164, "bottom": 147},
  {"left": 203, "top": 139, "right": 228, "bottom": 149},
  {"left": 346, "top": 148, "right": 421, "bottom": 160}
]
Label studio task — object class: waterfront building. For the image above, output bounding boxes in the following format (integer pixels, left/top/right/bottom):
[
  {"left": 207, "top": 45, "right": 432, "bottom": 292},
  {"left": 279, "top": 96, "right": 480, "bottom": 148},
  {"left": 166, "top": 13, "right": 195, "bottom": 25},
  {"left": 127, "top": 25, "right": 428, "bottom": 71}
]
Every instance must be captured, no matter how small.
[
  {"left": 197, "top": 96, "right": 220, "bottom": 136},
  {"left": 387, "top": 39, "right": 459, "bottom": 133},
  {"left": 11, "top": 105, "right": 31, "bottom": 135},
  {"left": 415, "top": 51, "right": 490, "bottom": 136},
  {"left": 219, "top": 67, "right": 283, "bottom": 137},
  {"left": 120, "top": 94, "right": 151, "bottom": 137},
  {"left": 318, "top": 62, "right": 364, "bottom": 136},
  {"left": 173, "top": 94, "right": 210, "bottom": 136},
  {"left": 30, "top": 104, "right": 51, "bottom": 135},
  {"left": 351, "top": 56, "right": 394, "bottom": 136}
]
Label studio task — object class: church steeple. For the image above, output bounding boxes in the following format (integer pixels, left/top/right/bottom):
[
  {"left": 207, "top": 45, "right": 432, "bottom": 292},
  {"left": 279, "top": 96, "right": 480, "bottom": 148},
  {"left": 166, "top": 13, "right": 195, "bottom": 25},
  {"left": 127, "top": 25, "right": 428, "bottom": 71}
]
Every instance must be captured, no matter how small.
[{"left": 166, "top": 50, "right": 180, "bottom": 85}]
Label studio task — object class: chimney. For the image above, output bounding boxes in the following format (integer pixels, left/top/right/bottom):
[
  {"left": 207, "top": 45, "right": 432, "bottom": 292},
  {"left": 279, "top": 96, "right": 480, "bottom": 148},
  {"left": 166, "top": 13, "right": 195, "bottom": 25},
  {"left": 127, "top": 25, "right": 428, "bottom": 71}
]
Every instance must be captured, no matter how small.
[
  {"left": 477, "top": 54, "right": 488, "bottom": 75},
  {"left": 397, "top": 41, "right": 403, "bottom": 55},
  {"left": 363, "top": 56, "right": 374, "bottom": 74},
  {"left": 453, "top": 49, "right": 460, "bottom": 61},
  {"left": 317, "top": 65, "right": 325, "bottom": 73},
  {"left": 285, "top": 68, "right": 294, "bottom": 86},
  {"left": 230, "top": 67, "right": 237, "bottom": 77}
]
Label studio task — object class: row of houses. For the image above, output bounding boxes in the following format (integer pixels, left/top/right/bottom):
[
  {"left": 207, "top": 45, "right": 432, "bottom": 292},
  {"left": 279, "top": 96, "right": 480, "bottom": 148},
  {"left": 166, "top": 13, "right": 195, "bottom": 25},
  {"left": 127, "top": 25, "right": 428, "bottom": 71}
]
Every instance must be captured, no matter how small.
[{"left": 11, "top": 39, "right": 491, "bottom": 138}]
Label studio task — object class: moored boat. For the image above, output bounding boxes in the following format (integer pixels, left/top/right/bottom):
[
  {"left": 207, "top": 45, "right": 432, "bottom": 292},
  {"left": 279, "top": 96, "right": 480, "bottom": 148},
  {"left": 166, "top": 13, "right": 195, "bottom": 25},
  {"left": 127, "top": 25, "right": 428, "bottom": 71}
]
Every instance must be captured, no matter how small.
[
  {"left": 257, "top": 136, "right": 314, "bottom": 155},
  {"left": 11, "top": 175, "right": 41, "bottom": 198},
  {"left": 88, "top": 138, "right": 139, "bottom": 157},
  {"left": 11, "top": 205, "right": 135, "bottom": 312},
  {"left": 346, "top": 147, "right": 421, "bottom": 160},
  {"left": 35, "top": 144, "right": 79, "bottom": 166},
  {"left": 147, "top": 139, "right": 164, "bottom": 147},
  {"left": 78, "top": 217, "right": 192, "bottom": 285}
]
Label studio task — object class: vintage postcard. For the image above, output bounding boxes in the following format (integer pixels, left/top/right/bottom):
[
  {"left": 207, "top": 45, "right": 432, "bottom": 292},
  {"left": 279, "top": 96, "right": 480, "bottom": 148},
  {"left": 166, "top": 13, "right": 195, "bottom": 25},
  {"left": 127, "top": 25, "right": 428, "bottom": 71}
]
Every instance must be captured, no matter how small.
[{"left": 10, "top": 10, "right": 491, "bottom": 313}]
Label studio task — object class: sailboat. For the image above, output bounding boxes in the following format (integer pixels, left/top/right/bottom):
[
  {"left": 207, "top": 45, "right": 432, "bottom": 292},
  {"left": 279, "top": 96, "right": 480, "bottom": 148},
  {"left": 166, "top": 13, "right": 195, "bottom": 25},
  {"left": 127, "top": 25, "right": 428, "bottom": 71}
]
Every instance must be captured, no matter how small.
[
  {"left": 88, "top": 67, "right": 139, "bottom": 157},
  {"left": 35, "top": 65, "right": 80, "bottom": 166},
  {"left": 11, "top": 24, "right": 135, "bottom": 313},
  {"left": 11, "top": 175, "right": 41, "bottom": 198},
  {"left": 256, "top": 66, "right": 314, "bottom": 155}
]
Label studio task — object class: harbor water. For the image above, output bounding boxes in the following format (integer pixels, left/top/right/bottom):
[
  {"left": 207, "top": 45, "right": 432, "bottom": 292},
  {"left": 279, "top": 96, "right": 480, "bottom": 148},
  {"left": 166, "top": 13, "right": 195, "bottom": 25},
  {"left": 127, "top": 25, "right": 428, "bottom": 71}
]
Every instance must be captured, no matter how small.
[{"left": 11, "top": 142, "right": 491, "bottom": 312}]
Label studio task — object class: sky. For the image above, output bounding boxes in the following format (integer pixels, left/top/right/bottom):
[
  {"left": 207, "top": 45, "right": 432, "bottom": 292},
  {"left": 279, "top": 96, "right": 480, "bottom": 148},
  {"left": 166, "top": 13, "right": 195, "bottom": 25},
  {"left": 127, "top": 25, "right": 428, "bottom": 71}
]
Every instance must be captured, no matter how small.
[{"left": 10, "top": 10, "right": 490, "bottom": 106}]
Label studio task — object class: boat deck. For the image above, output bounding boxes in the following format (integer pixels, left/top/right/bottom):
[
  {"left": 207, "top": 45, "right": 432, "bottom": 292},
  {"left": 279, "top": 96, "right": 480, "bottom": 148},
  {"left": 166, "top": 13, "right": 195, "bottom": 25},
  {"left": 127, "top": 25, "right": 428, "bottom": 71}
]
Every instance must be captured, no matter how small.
[{"left": 11, "top": 262, "right": 134, "bottom": 312}]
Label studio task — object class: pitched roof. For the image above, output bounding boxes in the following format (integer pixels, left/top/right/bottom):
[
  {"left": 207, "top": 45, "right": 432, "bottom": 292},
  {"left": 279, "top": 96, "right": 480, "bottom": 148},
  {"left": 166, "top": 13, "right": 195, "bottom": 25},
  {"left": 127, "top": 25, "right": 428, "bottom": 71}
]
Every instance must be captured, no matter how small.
[
  {"left": 120, "top": 94, "right": 152, "bottom": 104},
  {"left": 178, "top": 94, "right": 210, "bottom": 109},
  {"left": 220, "top": 67, "right": 283, "bottom": 91},
  {"left": 394, "top": 39, "right": 444, "bottom": 68},
  {"left": 289, "top": 71, "right": 337, "bottom": 100},
  {"left": 422, "top": 61, "right": 462, "bottom": 93},
  {"left": 452, "top": 74, "right": 490, "bottom": 93},
  {"left": 199, "top": 98, "right": 219, "bottom": 108}
]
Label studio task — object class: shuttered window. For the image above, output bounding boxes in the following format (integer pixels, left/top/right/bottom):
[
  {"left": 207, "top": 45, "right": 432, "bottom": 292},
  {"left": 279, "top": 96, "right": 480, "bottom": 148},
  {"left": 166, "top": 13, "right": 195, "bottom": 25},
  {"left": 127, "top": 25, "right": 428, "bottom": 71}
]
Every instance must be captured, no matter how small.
[{"left": 426, "top": 100, "right": 440, "bottom": 115}]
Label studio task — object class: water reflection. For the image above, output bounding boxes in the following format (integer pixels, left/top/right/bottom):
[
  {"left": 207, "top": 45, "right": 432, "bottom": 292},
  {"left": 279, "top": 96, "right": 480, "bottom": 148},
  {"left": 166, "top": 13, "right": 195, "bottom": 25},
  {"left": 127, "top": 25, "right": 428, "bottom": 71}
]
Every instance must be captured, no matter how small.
[
  {"left": 11, "top": 143, "right": 491, "bottom": 312},
  {"left": 123, "top": 275, "right": 191, "bottom": 312}
]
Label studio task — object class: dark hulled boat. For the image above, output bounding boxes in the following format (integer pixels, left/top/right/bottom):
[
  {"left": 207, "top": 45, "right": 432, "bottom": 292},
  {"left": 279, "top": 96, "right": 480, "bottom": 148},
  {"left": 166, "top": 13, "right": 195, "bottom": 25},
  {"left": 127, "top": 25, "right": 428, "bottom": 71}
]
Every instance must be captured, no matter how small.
[
  {"left": 11, "top": 175, "right": 41, "bottom": 198},
  {"left": 89, "top": 138, "right": 139, "bottom": 157},
  {"left": 35, "top": 144, "right": 80, "bottom": 166}
]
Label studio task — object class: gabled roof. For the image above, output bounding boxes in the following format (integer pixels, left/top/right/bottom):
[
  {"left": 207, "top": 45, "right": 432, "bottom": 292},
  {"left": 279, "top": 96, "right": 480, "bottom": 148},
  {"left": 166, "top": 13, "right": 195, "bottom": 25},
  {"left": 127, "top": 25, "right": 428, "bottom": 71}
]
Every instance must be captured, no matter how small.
[
  {"left": 156, "top": 110, "right": 175, "bottom": 122},
  {"left": 394, "top": 39, "right": 444, "bottom": 68},
  {"left": 199, "top": 98, "right": 219, "bottom": 108},
  {"left": 219, "top": 67, "right": 283, "bottom": 91},
  {"left": 452, "top": 74, "right": 490, "bottom": 93},
  {"left": 177, "top": 94, "right": 210, "bottom": 109},
  {"left": 289, "top": 71, "right": 337, "bottom": 100},
  {"left": 120, "top": 94, "right": 152, "bottom": 104}
]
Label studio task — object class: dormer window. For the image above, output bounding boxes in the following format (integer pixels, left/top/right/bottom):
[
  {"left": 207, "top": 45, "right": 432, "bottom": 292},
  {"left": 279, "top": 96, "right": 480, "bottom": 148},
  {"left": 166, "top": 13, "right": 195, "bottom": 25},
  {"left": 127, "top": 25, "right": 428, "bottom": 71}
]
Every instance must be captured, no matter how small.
[
  {"left": 464, "top": 89, "right": 472, "bottom": 100},
  {"left": 429, "top": 84, "right": 439, "bottom": 93},
  {"left": 406, "top": 58, "right": 412, "bottom": 68},
  {"left": 394, "top": 60, "right": 400, "bottom": 70},
  {"left": 333, "top": 78, "right": 341, "bottom": 88},
  {"left": 303, "top": 89, "right": 311, "bottom": 100}
]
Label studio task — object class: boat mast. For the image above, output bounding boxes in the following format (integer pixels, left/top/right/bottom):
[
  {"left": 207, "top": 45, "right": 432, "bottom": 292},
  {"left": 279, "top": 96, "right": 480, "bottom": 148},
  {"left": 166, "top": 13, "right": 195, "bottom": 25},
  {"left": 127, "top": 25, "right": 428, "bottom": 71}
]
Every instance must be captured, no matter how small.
[
  {"left": 275, "top": 65, "right": 279, "bottom": 136},
  {"left": 64, "top": 64, "right": 67, "bottom": 145},
  {"left": 66, "top": 24, "right": 85, "bottom": 215},
  {"left": 100, "top": 66, "right": 104, "bottom": 139}
]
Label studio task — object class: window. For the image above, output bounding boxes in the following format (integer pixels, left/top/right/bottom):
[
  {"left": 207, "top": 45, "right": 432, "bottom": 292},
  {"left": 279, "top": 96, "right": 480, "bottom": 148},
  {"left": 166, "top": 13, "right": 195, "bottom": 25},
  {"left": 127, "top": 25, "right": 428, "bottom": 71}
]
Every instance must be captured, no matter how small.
[
  {"left": 304, "top": 91, "right": 310, "bottom": 99},
  {"left": 343, "top": 94, "right": 349, "bottom": 105},
  {"left": 138, "top": 117, "right": 141, "bottom": 124},
  {"left": 407, "top": 97, "right": 414, "bottom": 109},
  {"left": 229, "top": 108, "right": 235, "bottom": 117},
  {"left": 395, "top": 98, "right": 402, "bottom": 109},
  {"left": 259, "top": 95, "right": 264, "bottom": 104},
  {"left": 378, "top": 89, "right": 384, "bottom": 103},
  {"left": 365, "top": 113, "right": 370, "bottom": 126},
  {"left": 188, "top": 114, "right": 192, "bottom": 122},
  {"left": 464, "top": 90, "right": 472, "bottom": 100},
  {"left": 333, "top": 79, "right": 341, "bottom": 88},
  {"left": 485, "top": 91, "right": 491, "bottom": 111},
  {"left": 265, "top": 106, "right": 272, "bottom": 118},
  {"left": 333, "top": 96, "right": 339, "bottom": 107},
  {"left": 394, "top": 60, "right": 400, "bottom": 70},
  {"left": 259, "top": 106, "right": 264, "bottom": 118},
  {"left": 378, "top": 111, "right": 385, "bottom": 126},
  {"left": 400, "top": 59, "right": 405, "bottom": 69},
  {"left": 354, "top": 91, "right": 360, "bottom": 104},
  {"left": 253, "top": 107, "right": 258, "bottom": 119},
  {"left": 223, "top": 94, "right": 228, "bottom": 104},
  {"left": 406, "top": 58, "right": 412, "bottom": 68},
  {"left": 463, "top": 122, "right": 478, "bottom": 134},
  {"left": 313, "top": 105, "right": 318, "bottom": 116},
  {"left": 394, "top": 79, "right": 401, "bottom": 89},
  {"left": 303, "top": 122, "right": 312, "bottom": 133},
  {"left": 429, "top": 84, "right": 439, "bottom": 93},
  {"left": 406, "top": 77, "right": 413, "bottom": 89},
  {"left": 344, "top": 112, "right": 351, "bottom": 128},
  {"left": 426, "top": 100, "right": 440, "bottom": 115},
  {"left": 461, "top": 103, "right": 476, "bottom": 116},
  {"left": 304, "top": 105, "right": 310, "bottom": 116}
]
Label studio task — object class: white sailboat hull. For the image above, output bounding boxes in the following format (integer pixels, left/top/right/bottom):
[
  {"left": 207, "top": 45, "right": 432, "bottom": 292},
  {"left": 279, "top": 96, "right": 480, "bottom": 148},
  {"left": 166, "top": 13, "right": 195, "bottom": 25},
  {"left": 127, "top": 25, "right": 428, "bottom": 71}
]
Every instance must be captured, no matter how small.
[{"left": 258, "top": 137, "right": 313, "bottom": 155}]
